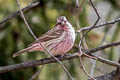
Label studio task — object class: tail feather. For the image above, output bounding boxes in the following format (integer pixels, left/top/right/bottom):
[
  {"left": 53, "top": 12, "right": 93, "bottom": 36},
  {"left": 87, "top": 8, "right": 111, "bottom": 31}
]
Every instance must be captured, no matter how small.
[{"left": 13, "top": 47, "right": 31, "bottom": 58}]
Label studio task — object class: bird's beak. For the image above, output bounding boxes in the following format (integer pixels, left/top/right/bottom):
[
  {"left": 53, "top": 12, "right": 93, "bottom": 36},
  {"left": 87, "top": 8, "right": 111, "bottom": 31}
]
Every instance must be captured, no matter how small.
[{"left": 61, "top": 21, "right": 65, "bottom": 25}]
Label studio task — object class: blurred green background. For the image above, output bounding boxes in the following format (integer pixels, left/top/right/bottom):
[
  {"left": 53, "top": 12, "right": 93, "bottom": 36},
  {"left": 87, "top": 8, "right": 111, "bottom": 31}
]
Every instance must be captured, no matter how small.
[{"left": 0, "top": 0, "right": 120, "bottom": 80}]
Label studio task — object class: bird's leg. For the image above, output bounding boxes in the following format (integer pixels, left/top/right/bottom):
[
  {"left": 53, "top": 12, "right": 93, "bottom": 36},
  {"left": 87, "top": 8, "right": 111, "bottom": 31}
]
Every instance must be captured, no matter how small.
[{"left": 55, "top": 53, "right": 70, "bottom": 58}]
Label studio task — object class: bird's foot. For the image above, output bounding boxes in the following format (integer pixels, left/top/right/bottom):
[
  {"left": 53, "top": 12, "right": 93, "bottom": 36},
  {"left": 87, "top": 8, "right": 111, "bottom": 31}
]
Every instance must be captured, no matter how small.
[{"left": 55, "top": 55, "right": 63, "bottom": 58}]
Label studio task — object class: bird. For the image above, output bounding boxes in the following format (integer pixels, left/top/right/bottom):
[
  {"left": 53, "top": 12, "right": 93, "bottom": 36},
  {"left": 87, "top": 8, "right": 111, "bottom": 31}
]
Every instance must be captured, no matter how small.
[{"left": 13, "top": 16, "right": 76, "bottom": 58}]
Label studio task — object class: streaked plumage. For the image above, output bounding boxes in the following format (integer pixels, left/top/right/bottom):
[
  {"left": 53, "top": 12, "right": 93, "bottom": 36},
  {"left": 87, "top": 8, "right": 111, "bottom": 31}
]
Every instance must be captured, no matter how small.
[{"left": 13, "top": 16, "right": 75, "bottom": 58}]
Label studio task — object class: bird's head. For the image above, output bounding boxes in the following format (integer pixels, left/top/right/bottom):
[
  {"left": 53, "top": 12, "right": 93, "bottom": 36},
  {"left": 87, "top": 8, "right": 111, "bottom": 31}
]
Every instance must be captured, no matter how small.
[
  {"left": 56, "top": 16, "right": 74, "bottom": 32},
  {"left": 57, "top": 16, "right": 67, "bottom": 25}
]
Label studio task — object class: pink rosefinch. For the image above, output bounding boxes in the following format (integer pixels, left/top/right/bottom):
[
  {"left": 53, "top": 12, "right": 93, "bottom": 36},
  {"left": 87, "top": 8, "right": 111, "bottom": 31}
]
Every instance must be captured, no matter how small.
[{"left": 13, "top": 16, "right": 76, "bottom": 58}]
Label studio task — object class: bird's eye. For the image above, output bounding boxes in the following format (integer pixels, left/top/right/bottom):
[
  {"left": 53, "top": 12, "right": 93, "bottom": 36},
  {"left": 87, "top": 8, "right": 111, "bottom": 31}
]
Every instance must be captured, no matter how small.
[{"left": 64, "top": 21, "right": 66, "bottom": 23}]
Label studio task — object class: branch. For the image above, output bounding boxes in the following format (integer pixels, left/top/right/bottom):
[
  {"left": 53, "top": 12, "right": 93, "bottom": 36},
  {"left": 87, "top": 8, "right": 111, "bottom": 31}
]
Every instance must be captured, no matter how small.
[
  {"left": 0, "top": 1, "right": 119, "bottom": 33},
  {"left": 77, "top": 17, "right": 120, "bottom": 33},
  {"left": 90, "top": 30, "right": 108, "bottom": 76},
  {"left": 78, "top": 0, "right": 101, "bottom": 79},
  {"left": 90, "top": 70, "right": 116, "bottom": 80},
  {"left": 0, "top": 1, "right": 40, "bottom": 27},
  {"left": 0, "top": 41, "right": 120, "bottom": 73},
  {"left": 89, "top": 58, "right": 120, "bottom": 80},
  {"left": 28, "top": 66, "right": 44, "bottom": 80}
]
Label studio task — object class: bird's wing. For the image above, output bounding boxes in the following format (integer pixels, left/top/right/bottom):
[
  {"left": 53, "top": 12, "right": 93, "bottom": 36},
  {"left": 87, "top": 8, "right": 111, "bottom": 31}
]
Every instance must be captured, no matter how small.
[{"left": 28, "top": 28, "right": 64, "bottom": 47}]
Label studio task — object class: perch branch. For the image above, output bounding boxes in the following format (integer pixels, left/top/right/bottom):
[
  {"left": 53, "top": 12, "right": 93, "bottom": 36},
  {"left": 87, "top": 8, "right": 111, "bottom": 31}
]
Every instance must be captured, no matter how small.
[{"left": 0, "top": 41, "right": 120, "bottom": 73}]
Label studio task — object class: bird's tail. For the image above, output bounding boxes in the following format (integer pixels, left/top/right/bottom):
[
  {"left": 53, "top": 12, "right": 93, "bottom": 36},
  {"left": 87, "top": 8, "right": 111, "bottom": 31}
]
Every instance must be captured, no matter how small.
[{"left": 13, "top": 47, "right": 32, "bottom": 58}]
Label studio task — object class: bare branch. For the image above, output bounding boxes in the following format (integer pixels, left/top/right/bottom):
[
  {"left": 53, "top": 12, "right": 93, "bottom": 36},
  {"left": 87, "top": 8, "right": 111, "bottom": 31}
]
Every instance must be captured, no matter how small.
[
  {"left": 78, "top": 0, "right": 101, "bottom": 59},
  {"left": 77, "top": 17, "right": 120, "bottom": 33},
  {"left": 89, "top": 58, "right": 120, "bottom": 80},
  {"left": 0, "top": 1, "right": 40, "bottom": 27},
  {"left": 82, "top": 0, "right": 100, "bottom": 35},
  {"left": 0, "top": 1, "right": 119, "bottom": 34},
  {"left": 90, "top": 27, "right": 108, "bottom": 76},
  {"left": 0, "top": 41, "right": 120, "bottom": 73},
  {"left": 85, "top": 42, "right": 120, "bottom": 55},
  {"left": 29, "top": 66, "right": 44, "bottom": 80},
  {"left": 78, "top": 0, "right": 101, "bottom": 79},
  {"left": 79, "top": 56, "right": 96, "bottom": 80}
]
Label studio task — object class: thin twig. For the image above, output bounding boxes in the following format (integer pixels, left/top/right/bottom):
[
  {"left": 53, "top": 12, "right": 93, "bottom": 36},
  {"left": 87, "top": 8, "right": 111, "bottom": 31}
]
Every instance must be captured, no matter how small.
[
  {"left": 77, "top": 17, "right": 120, "bottom": 33},
  {"left": 78, "top": 49, "right": 96, "bottom": 80},
  {"left": 79, "top": 0, "right": 101, "bottom": 49},
  {"left": 85, "top": 41, "right": 120, "bottom": 55},
  {"left": 90, "top": 28, "right": 109, "bottom": 76},
  {"left": 81, "top": 0, "right": 101, "bottom": 35},
  {"left": 75, "top": 1, "right": 95, "bottom": 79},
  {"left": 0, "top": 41, "right": 120, "bottom": 73},
  {"left": 0, "top": 1, "right": 119, "bottom": 31},
  {"left": 76, "top": 15, "right": 96, "bottom": 80},
  {"left": 29, "top": 66, "right": 44, "bottom": 80},
  {"left": 78, "top": 39, "right": 96, "bottom": 80},
  {"left": 79, "top": 56, "right": 96, "bottom": 80},
  {"left": 16, "top": 0, "right": 73, "bottom": 80},
  {"left": 0, "top": 1, "right": 40, "bottom": 27},
  {"left": 90, "top": 58, "right": 120, "bottom": 80},
  {"left": 90, "top": 52, "right": 100, "bottom": 76},
  {"left": 78, "top": 0, "right": 100, "bottom": 79},
  {"left": 86, "top": 0, "right": 101, "bottom": 33},
  {"left": 78, "top": 0, "right": 101, "bottom": 56}
]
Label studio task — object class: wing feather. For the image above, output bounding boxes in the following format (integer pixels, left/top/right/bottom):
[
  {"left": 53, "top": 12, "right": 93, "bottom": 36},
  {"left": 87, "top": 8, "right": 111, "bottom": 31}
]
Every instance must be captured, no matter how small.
[{"left": 28, "top": 27, "right": 64, "bottom": 47}]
